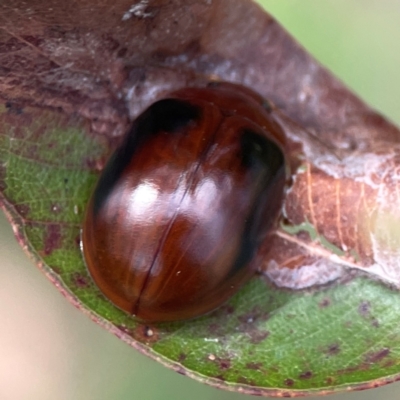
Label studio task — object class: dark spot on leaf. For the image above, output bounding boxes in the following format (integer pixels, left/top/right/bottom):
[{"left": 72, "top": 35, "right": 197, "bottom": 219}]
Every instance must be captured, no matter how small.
[
  {"left": 319, "top": 298, "right": 331, "bottom": 308},
  {"left": 246, "top": 362, "right": 263, "bottom": 370},
  {"left": 325, "top": 377, "right": 334, "bottom": 385},
  {"left": 74, "top": 235, "right": 81, "bottom": 248},
  {"left": 44, "top": 224, "right": 61, "bottom": 255},
  {"left": 284, "top": 379, "right": 294, "bottom": 387},
  {"left": 207, "top": 354, "right": 231, "bottom": 371},
  {"left": 218, "top": 359, "right": 231, "bottom": 370},
  {"left": 299, "top": 371, "right": 313, "bottom": 379},
  {"left": 325, "top": 343, "right": 340, "bottom": 356},
  {"left": 132, "top": 325, "right": 159, "bottom": 344},
  {"left": 72, "top": 272, "right": 90, "bottom": 288},
  {"left": 358, "top": 300, "right": 371, "bottom": 316},
  {"left": 14, "top": 203, "right": 30, "bottom": 217},
  {"left": 365, "top": 348, "right": 390, "bottom": 364}
]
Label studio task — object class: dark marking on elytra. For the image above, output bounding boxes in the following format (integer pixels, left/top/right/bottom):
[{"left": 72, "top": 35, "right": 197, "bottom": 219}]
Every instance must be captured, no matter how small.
[{"left": 92, "top": 98, "right": 200, "bottom": 216}]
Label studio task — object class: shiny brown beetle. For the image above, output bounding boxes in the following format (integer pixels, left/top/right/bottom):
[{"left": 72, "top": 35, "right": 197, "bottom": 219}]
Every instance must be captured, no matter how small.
[{"left": 82, "top": 82, "right": 287, "bottom": 322}]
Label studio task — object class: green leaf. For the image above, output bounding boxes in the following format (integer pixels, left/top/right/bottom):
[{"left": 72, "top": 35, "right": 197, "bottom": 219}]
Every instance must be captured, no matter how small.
[{"left": 1, "top": 103, "right": 400, "bottom": 396}]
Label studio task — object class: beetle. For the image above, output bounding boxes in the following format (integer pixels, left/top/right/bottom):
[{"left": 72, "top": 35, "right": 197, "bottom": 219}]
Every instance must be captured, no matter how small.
[{"left": 82, "top": 82, "right": 287, "bottom": 322}]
